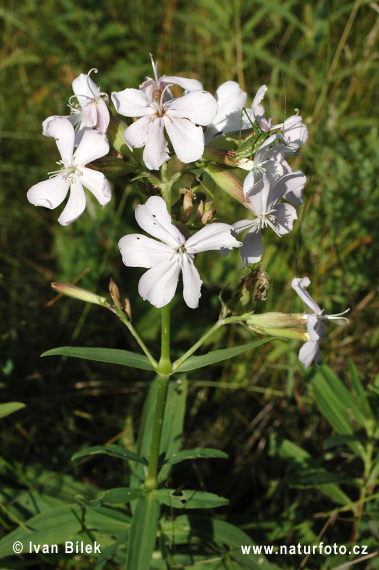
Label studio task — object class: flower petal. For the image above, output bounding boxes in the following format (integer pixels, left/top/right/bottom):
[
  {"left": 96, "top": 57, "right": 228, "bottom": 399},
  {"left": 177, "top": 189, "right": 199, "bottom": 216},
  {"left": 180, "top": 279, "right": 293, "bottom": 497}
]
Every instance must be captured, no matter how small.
[
  {"left": 111, "top": 88, "right": 155, "bottom": 118},
  {"left": 298, "top": 339, "right": 321, "bottom": 369},
  {"left": 79, "top": 167, "right": 111, "bottom": 206},
  {"left": 118, "top": 234, "right": 173, "bottom": 268},
  {"left": 272, "top": 203, "right": 297, "bottom": 235},
  {"left": 165, "top": 90, "right": 218, "bottom": 126},
  {"left": 160, "top": 75, "right": 203, "bottom": 92},
  {"left": 233, "top": 219, "right": 255, "bottom": 235},
  {"left": 209, "top": 81, "right": 247, "bottom": 130},
  {"left": 80, "top": 102, "right": 98, "bottom": 128},
  {"left": 74, "top": 130, "right": 109, "bottom": 165},
  {"left": 291, "top": 277, "right": 323, "bottom": 315},
  {"left": 185, "top": 223, "right": 241, "bottom": 254},
  {"left": 135, "top": 196, "right": 185, "bottom": 248},
  {"left": 245, "top": 177, "right": 270, "bottom": 216},
  {"left": 240, "top": 228, "right": 263, "bottom": 266},
  {"left": 95, "top": 97, "right": 110, "bottom": 132},
  {"left": 138, "top": 258, "right": 181, "bottom": 308},
  {"left": 270, "top": 171, "right": 306, "bottom": 206},
  {"left": 251, "top": 85, "right": 267, "bottom": 118},
  {"left": 163, "top": 116, "right": 204, "bottom": 164},
  {"left": 72, "top": 73, "right": 100, "bottom": 107},
  {"left": 181, "top": 254, "right": 203, "bottom": 309},
  {"left": 57, "top": 181, "right": 86, "bottom": 226},
  {"left": 306, "top": 314, "right": 324, "bottom": 342},
  {"left": 124, "top": 116, "right": 151, "bottom": 150},
  {"left": 27, "top": 176, "right": 69, "bottom": 209},
  {"left": 142, "top": 117, "right": 170, "bottom": 170},
  {"left": 44, "top": 117, "right": 75, "bottom": 162}
]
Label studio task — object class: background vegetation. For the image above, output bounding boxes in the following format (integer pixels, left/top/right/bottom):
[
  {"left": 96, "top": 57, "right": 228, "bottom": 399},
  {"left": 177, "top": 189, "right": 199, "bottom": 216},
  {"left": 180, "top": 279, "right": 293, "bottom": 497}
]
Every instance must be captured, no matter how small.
[{"left": 0, "top": 0, "right": 378, "bottom": 567}]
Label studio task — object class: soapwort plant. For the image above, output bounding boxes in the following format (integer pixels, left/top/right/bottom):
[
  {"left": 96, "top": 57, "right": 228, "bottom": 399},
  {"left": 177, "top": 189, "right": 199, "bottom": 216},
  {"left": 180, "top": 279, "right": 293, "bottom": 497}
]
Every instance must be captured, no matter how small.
[{"left": 5, "top": 59, "right": 352, "bottom": 568}]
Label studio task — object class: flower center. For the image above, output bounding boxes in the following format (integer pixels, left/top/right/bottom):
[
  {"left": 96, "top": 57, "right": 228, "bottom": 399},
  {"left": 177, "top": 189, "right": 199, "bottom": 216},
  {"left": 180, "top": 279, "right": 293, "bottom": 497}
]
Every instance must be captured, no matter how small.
[
  {"left": 254, "top": 207, "right": 282, "bottom": 236},
  {"left": 48, "top": 160, "right": 83, "bottom": 183}
]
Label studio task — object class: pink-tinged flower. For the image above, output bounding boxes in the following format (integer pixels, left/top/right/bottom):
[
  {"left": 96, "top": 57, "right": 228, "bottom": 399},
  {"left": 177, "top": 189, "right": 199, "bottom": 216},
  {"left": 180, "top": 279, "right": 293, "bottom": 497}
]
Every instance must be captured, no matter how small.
[
  {"left": 112, "top": 86, "right": 218, "bottom": 170},
  {"left": 118, "top": 196, "right": 241, "bottom": 308},
  {"left": 67, "top": 69, "right": 110, "bottom": 137},
  {"left": 205, "top": 81, "right": 251, "bottom": 142},
  {"left": 140, "top": 54, "right": 203, "bottom": 101},
  {"left": 291, "top": 277, "right": 349, "bottom": 369},
  {"left": 27, "top": 117, "right": 111, "bottom": 226},
  {"left": 234, "top": 173, "right": 304, "bottom": 265}
]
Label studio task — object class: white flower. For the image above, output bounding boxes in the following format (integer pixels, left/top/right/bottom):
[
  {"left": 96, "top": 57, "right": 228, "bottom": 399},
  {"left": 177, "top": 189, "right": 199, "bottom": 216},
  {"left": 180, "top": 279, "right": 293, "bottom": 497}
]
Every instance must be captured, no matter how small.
[
  {"left": 291, "top": 277, "right": 349, "bottom": 369},
  {"left": 111, "top": 86, "right": 218, "bottom": 171},
  {"left": 139, "top": 54, "right": 203, "bottom": 101},
  {"left": 234, "top": 172, "right": 305, "bottom": 266},
  {"left": 118, "top": 196, "right": 241, "bottom": 308},
  {"left": 66, "top": 69, "right": 110, "bottom": 138},
  {"left": 250, "top": 85, "right": 271, "bottom": 132},
  {"left": 27, "top": 117, "right": 111, "bottom": 226},
  {"left": 204, "top": 81, "right": 251, "bottom": 142}
]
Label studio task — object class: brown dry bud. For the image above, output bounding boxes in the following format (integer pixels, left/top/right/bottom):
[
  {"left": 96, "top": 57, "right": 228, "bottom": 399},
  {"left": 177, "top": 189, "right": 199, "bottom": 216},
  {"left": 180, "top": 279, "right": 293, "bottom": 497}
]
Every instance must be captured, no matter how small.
[
  {"left": 180, "top": 188, "right": 194, "bottom": 223},
  {"left": 195, "top": 199, "right": 204, "bottom": 221},
  {"left": 109, "top": 278, "right": 123, "bottom": 310},
  {"left": 202, "top": 202, "right": 217, "bottom": 224},
  {"left": 123, "top": 298, "right": 132, "bottom": 320}
]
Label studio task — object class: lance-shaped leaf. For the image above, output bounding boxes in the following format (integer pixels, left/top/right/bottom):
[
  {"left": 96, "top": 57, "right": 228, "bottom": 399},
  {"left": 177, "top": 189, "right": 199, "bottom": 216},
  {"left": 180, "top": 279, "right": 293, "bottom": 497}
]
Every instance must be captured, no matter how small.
[
  {"left": 154, "top": 489, "right": 229, "bottom": 509},
  {"left": 80, "top": 487, "right": 144, "bottom": 506},
  {"left": 87, "top": 155, "right": 134, "bottom": 175},
  {"left": 126, "top": 495, "right": 160, "bottom": 570},
  {"left": 0, "top": 402, "right": 25, "bottom": 419},
  {"left": 71, "top": 444, "right": 148, "bottom": 465},
  {"left": 160, "top": 447, "right": 228, "bottom": 468},
  {"left": 42, "top": 346, "right": 155, "bottom": 371},
  {"left": 173, "top": 338, "right": 274, "bottom": 372}
]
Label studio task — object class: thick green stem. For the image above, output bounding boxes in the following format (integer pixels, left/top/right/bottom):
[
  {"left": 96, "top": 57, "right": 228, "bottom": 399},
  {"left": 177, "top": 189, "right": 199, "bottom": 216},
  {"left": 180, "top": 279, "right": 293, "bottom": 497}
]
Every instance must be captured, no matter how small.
[
  {"left": 144, "top": 373, "right": 170, "bottom": 491},
  {"left": 158, "top": 304, "right": 171, "bottom": 374},
  {"left": 145, "top": 304, "right": 172, "bottom": 490}
]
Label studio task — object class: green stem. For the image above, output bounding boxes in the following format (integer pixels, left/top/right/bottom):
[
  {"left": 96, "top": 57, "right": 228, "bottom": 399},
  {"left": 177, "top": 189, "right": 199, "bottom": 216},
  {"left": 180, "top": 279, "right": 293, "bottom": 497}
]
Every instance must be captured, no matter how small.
[
  {"left": 114, "top": 308, "right": 158, "bottom": 369},
  {"left": 145, "top": 304, "right": 173, "bottom": 490},
  {"left": 144, "top": 373, "right": 170, "bottom": 491},
  {"left": 172, "top": 315, "right": 242, "bottom": 372},
  {"left": 158, "top": 304, "right": 171, "bottom": 374}
]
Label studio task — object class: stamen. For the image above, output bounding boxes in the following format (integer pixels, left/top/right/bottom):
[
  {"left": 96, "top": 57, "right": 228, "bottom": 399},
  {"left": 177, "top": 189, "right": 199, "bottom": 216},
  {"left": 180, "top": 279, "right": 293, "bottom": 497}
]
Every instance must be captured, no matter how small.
[
  {"left": 149, "top": 53, "right": 160, "bottom": 84},
  {"left": 87, "top": 68, "right": 99, "bottom": 98},
  {"left": 159, "top": 84, "right": 173, "bottom": 114}
]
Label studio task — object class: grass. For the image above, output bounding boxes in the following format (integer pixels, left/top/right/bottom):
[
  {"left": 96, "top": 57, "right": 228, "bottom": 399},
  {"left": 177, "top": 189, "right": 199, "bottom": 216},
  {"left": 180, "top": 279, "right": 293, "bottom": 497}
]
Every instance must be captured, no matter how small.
[{"left": 0, "top": 0, "right": 378, "bottom": 568}]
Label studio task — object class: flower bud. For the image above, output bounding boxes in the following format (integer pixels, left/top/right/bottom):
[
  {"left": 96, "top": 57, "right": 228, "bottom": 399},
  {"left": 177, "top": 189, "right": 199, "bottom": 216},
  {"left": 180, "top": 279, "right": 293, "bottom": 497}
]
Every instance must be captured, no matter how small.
[
  {"left": 51, "top": 283, "right": 107, "bottom": 306},
  {"left": 195, "top": 199, "right": 204, "bottom": 221},
  {"left": 109, "top": 278, "right": 123, "bottom": 310},
  {"left": 180, "top": 188, "right": 194, "bottom": 223},
  {"left": 246, "top": 312, "right": 309, "bottom": 341},
  {"left": 123, "top": 298, "right": 132, "bottom": 320},
  {"left": 201, "top": 201, "right": 217, "bottom": 224},
  {"left": 202, "top": 164, "right": 244, "bottom": 204}
]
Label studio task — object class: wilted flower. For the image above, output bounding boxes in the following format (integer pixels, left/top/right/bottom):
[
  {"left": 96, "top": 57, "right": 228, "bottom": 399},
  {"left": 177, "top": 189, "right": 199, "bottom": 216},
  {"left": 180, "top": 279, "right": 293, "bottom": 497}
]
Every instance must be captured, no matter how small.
[
  {"left": 233, "top": 172, "right": 305, "bottom": 265},
  {"left": 291, "top": 277, "right": 349, "bottom": 368},
  {"left": 27, "top": 117, "right": 111, "bottom": 225},
  {"left": 118, "top": 196, "right": 241, "bottom": 308}
]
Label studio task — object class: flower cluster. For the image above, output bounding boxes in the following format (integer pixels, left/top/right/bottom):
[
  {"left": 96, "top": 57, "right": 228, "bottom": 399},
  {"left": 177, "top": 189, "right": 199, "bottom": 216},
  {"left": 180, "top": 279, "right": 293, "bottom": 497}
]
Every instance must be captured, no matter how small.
[{"left": 26, "top": 55, "right": 348, "bottom": 368}]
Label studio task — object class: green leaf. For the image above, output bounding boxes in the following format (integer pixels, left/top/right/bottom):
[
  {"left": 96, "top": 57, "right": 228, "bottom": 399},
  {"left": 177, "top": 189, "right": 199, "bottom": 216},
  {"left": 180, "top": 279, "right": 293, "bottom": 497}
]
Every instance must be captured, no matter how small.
[
  {"left": 311, "top": 366, "right": 368, "bottom": 452},
  {"left": 154, "top": 489, "right": 229, "bottom": 510},
  {"left": 157, "top": 379, "right": 188, "bottom": 481},
  {"left": 0, "top": 402, "right": 25, "bottom": 419},
  {"left": 82, "top": 487, "right": 144, "bottom": 506},
  {"left": 126, "top": 495, "right": 159, "bottom": 570},
  {"left": 161, "top": 515, "right": 276, "bottom": 569},
  {"left": 324, "top": 435, "right": 363, "bottom": 449},
  {"left": 0, "top": 505, "right": 83, "bottom": 558},
  {"left": 160, "top": 447, "right": 228, "bottom": 467},
  {"left": 42, "top": 346, "right": 155, "bottom": 371},
  {"left": 271, "top": 437, "right": 354, "bottom": 508},
  {"left": 294, "top": 471, "right": 351, "bottom": 486},
  {"left": 71, "top": 445, "right": 148, "bottom": 465},
  {"left": 174, "top": 338, "right": 274, "bottom": 372}
]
